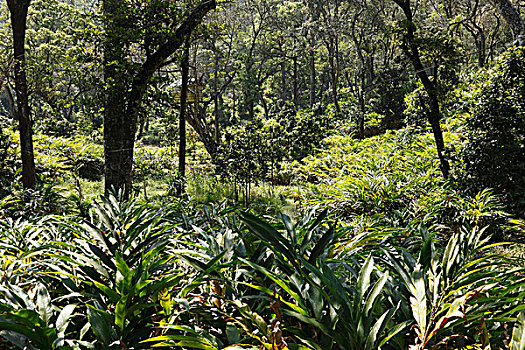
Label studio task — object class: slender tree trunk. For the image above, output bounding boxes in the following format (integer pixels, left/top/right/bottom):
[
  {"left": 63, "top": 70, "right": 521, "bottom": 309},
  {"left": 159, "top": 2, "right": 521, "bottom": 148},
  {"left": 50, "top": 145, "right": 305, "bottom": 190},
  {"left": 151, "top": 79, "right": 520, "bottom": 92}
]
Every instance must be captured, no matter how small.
[
  {"left": 307, "top": 0, "right": 318, "bottom": 109},
  {"left": 177, "top": 42, "right": 190, "bottom": 196},
  {"left": 358, "top": 74, "right": 365, "bottom": 139},
  {"left": 477, "top": 31, "right": 486, "bottom": 68},
  {"left": 328, "top": 37, "right": 341, "bottom": 114},
  {"left": 7, "top": 0, "right": 36, "bottom": 189},
  {"left": 392, "top": 0, "right": 450, "bottom": 178},
  {"left": 309, "top": 51, "right": 316, "bottom": 108},
  {"left": 293, "top": 56, "right": 298, "bottom": 110},
  {"left": 350, "top": 10, "right": 366, "bottom": 139},
  {"left": 260, "top": 91, "right": 269, "bottom": 118},
  {"left": 281, "top": 61, "right": 287, "bottom": 106},
  {"left": 137, "top": 116, "right": 144, "bottom": 140},
  {"left": 213, "top": 42, "right": 220, "bottom": 145}
]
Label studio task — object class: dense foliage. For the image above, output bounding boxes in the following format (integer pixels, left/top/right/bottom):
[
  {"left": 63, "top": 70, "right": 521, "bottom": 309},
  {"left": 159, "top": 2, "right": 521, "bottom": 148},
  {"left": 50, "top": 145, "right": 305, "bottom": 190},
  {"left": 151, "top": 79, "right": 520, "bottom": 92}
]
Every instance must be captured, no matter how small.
[
  {"left": 461, "top": 47, "right": 525, "bottom": 203},
  {"left": 1, "top": 0, "right": 525, "bottom": 349},
  {"left": 0, "top": 193, "right": 523, "bottom": 350}
]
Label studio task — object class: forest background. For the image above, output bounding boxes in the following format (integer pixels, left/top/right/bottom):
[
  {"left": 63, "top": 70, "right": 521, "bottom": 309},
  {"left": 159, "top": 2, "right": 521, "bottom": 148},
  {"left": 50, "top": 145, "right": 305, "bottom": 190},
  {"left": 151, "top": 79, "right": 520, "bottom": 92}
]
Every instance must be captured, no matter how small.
[{"left": 0, "top": 0, "right": 525, "bottom": 349}]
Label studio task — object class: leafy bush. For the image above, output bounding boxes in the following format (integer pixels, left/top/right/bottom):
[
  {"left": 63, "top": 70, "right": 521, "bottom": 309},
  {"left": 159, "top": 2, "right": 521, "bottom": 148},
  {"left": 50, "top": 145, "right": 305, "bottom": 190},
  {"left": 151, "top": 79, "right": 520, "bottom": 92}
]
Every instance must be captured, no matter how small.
[
  {"left": 216, "top": 108, "right": 337, "bottom": 201},
  {"left": 287, "top": 121, "right": 513, "bottom": 241},
  {"left": 460, "top": 47, "right": 525, "bottom": 204},
  {"left": 0, "top": 127, "right": 16, "bottom": 197},
  {"left": 382, "top": 225, "right": 524, "bottom": 348}
]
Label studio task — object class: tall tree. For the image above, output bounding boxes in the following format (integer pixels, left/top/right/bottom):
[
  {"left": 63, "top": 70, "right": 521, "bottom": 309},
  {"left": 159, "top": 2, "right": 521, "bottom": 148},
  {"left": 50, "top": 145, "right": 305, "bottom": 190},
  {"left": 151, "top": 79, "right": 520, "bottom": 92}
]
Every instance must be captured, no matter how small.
[
  {"left": 6, "top": 0, "right": 36, "bottom": 188},
  {"left": 176, "top": 41, "right": 190, "bottom": 196},
  {"left": 103, "top": 0, "right": 216, "bottom": 198},
  {"left": 391, "top": 0, "right": 450, "bottom": 178},
  {"left": 489, "top": 0, "right": 524, "bottom": 46}
]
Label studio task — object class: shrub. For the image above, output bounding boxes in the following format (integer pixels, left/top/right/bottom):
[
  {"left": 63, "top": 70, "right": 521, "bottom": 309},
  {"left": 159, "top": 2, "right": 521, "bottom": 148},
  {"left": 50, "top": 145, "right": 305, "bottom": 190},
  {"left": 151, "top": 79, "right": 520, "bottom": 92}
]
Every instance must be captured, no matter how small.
[
  {"left": 0, "top": 128, "right": 16, "bottom": 197},
  {"left": 460, "top": 47, "right": 525, "bottom": 203}
]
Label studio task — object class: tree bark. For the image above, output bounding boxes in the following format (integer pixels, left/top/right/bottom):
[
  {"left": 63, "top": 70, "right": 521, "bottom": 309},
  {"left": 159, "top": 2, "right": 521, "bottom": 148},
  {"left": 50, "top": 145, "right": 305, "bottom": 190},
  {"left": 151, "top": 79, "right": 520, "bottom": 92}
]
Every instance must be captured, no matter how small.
[
  {"left": 281, "top": 61, "right": 287, "bottom": 106},
  {"left": 392, "top": 0, "right": 450, "bottom": 179},
  {"left": 328, "top": 36, "right": 341, "bottom": 114},
  {"left": 177, "top": 42, "right": 190, "bottom": 196},
  {"left": 213, "top": 39, "right": 220, "bottom": 145},
  {"left": 350, "top": 8, "right": 366, "bottom": 139},
  {"left": 103, "top": 0, "right": 216, "bottom": 198},
  {"left": 7, "top": 0, "right": 36, "bottom": 189},
  {"left": 293, "top": 56, "right": 298, "bottom": 110},
  {"left": 309, "top": 51, "right": 316, "bottom": 108},
  {"left": 477, "top": 31, "right": 487, "bottom": 68}
]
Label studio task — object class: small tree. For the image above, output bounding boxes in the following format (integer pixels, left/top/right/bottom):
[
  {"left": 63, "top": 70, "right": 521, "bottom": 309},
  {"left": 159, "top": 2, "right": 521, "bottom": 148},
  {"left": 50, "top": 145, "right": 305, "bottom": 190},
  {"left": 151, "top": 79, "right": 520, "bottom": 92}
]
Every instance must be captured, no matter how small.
[
  {"left": 489, "top": 0, "right": 524, "bottom": 46},
  {"left": 461, "top": 46, "right": 525, "bottom": 200}
]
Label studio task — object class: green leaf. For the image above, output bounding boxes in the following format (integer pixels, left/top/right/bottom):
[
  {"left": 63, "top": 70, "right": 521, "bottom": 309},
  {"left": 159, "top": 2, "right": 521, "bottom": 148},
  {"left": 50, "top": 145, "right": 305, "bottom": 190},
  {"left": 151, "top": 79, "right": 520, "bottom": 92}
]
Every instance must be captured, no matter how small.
[
  {"left": 36, "top": 284, "right": 53, "bottom": 327},
  {"left": 280, "top": 213, "right": 297, "bottom": 247},
  {"left": 226, "top": 323, "right": 241, "bottom": 344},
  {"left": 0, "top": 321, "right": 48, "bottom": 349},
  {"left": 356, "top": 255, "right": 374, "bottom": 306},
  {"left": 364, "top": 270, "right": 389, "bottom": 318},
  {"left": 408, "top": 264, "right": 427, "bottom": 343},
  {"left": 364, "top": 307, "right": 394, "bottom": 350},
  {"left": 56, "top": 304, "right": 77, "bottom": 334},
  {"left": 239, "top": 211, "right": 300, "bottom": 270},
  {"left": 239, "top": 258, "right": 304, "bottom": 308},
  {"left": 93, "top": 281, "right": 120, "bottom": 303},
  {"left": 87, "top": 305, "right": 114, "bottom": 348},
  {"left": 88, "top": 243, "right": 116, "bottom": 272},
  {"left": 114, "top": 297, "right": 128, "bottom": 332},
  {"left": 308, "top": 224, "right": 334, "bottom": 265},
  {"left": 419, "top": 232, "right": 433, "bottom": 268},
  {"left": 378, "top": 320, "right": 412, "bottom": 348},
  {"left": 282, "top": 309, "right": 332, "bottom": 336},
  {"left": 115, "top": 253, "right": 131, "bottom": 277},
  {"left": 510, "top": 310, "right": 525, "bottom": 350}
]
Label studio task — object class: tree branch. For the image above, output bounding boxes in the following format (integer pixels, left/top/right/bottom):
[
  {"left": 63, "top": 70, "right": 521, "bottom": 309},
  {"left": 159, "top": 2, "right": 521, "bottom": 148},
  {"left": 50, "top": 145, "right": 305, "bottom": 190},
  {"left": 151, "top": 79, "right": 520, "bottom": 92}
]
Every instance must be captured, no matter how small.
[{"left": 127, "top": 0, "right": 217, "bottom": 115}]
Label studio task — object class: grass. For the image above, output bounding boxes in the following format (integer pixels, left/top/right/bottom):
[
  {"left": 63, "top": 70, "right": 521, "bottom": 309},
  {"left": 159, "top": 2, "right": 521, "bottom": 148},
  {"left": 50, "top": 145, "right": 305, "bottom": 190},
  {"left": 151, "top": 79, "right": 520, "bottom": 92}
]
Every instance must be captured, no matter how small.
[{"left": 54, "top": 173, "right": 297, "bottom": 216}]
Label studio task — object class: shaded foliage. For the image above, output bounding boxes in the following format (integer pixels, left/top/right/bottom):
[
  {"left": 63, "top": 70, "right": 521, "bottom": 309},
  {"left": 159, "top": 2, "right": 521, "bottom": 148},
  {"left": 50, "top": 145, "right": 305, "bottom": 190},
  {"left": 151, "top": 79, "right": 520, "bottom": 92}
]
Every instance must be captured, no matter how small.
[{"left": 461, "top": 47, "right": 525, "bottom": 207}]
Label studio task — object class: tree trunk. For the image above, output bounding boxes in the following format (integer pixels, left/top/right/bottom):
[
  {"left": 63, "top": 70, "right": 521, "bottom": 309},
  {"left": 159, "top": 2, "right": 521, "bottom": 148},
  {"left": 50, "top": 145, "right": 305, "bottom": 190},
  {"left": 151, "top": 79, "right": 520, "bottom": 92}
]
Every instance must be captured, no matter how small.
[
  {"left": 489, "top": 0, "right": 525, "bottom": 46},
  {"left": 307, "top": 0, "right": 318, "bottom": 109},
  {"left": 103, "top": 0, "right": 134, "bottom": 198},
  {"left": 350, "top": 9, "right": 366, "bottom": 139},
  {"left": 309, "top": 51, "right": 316, "bottom": 108},
  {"left": 293, "top": 56, "right": 298, "bottom": 110},
  {"left": 328, "top": 37, "right": 341, "bottom": 114},
  {"left": 213, "top": 41, "right": 220, "bottom": 144},
  {"left": 7, "top": 0, "right": 36, "bottom": 189},
  {"left": 281, "top": 61, "right": 287, "bottom": 106},
  {"left": 260, "top": 91, "right": 269, "bottom": 118},
  {"left": 477, "top": 31, "right": 486, "bottom": 68},
  {"left": 358, "top": 76, "right": 365, "bottom": 139},
  {"left": 392, "top": 0, "right": 450, "bottom": 179},
  {"left": 177, "top": 42, "right": 190, "bottom": 196},
  {"left": 102, "top": 0, "right": 216, "bottom": 198}
]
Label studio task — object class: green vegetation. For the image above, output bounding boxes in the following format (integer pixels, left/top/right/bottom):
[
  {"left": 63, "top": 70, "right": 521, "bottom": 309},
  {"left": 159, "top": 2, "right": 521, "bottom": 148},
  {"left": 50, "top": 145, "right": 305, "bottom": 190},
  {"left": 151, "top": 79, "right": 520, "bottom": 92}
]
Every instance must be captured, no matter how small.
[
  {"left": 1, "top": 0, "right": 525, "bottom": 349},
  {"left": 0, "top": 191, "right": 523, "bottom": 349}
]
